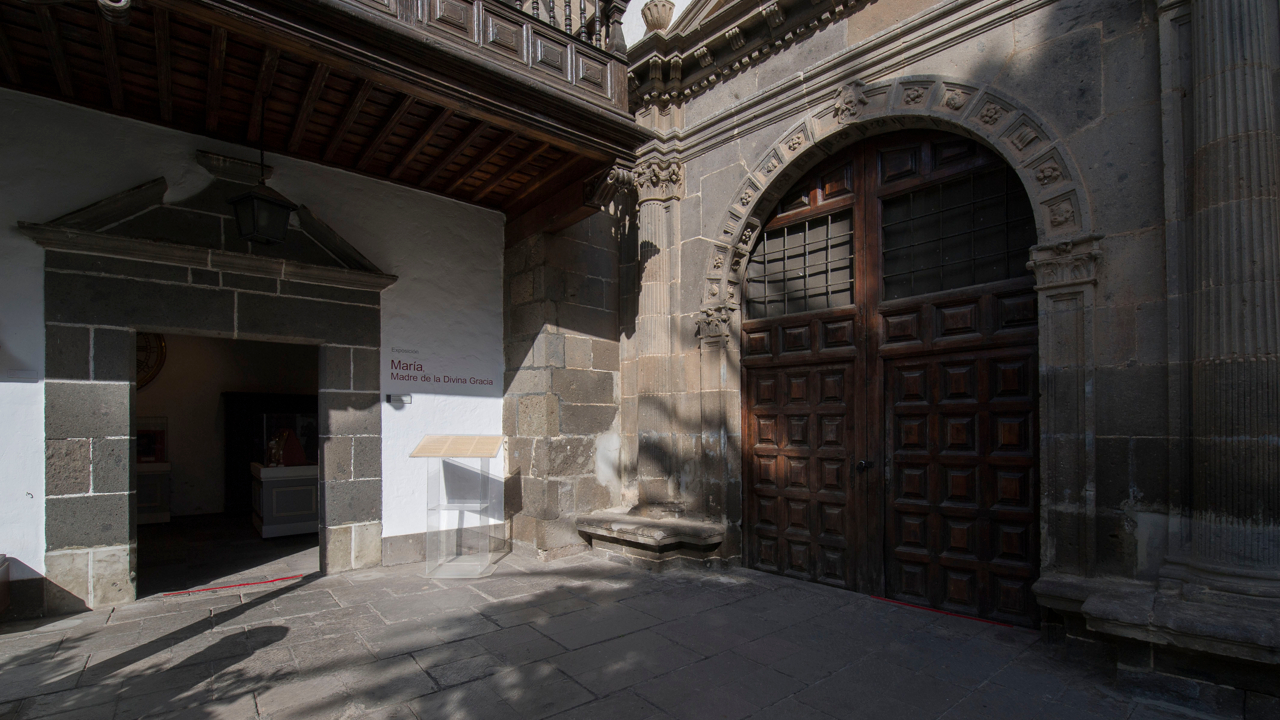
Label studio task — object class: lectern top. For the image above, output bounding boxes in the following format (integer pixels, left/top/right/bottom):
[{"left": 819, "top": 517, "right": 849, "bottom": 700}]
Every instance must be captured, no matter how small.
[{"left": 410, "top": 435, "right": 503, "bottom": 458}]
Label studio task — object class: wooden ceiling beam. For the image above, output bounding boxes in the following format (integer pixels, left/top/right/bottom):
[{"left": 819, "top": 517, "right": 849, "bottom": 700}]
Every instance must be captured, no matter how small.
[
  {"left": 322, "top": 77, "right": 373, "bottom": 163},
  {"left": 288, "top": 62, "right": 331, "bottom": 153},
  {"left": 97, "top": 14, "right": 122, "bottom": 111},
  {"left": 355, "top": 93, "right": 414, "bottom": 171},
  {"left": 154, "top": 7, "right": 172, "bottom": 122},
  {"left": 205, "top": 26, "right": 227, "bottom": 131},
  {"left": 0, "top": 20, "right": 19, "bottom": 85},
  {"left": 389, "top": 107, "right": 452, "bottom": 181},
  {"left": 418, "top": 120, "right": 488, "bottom": 189},
  {"left": 445, "top": 130, "right": 517, "bottom": 195},
  {"left": 502, "top": 154, "right": 589, "bottom": 212},
  {"left": 246, "top": 46, "right": 279, "bottom": 143},
  {"left": 34, "top": 6, "right": 73, "bottom": 98},
  {"left": 472, "top": 141, "right": 549, "bottom": 203}
]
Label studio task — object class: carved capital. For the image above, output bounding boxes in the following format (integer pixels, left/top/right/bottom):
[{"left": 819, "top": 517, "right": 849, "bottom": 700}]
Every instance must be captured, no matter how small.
[
  {"left": 585, "top": 165, "right": 635, "bottom": 209},
  {"left": 697, "top": 305, "right": 733, "bottom": 340},
  {"left": 1028, "top": 235, "right": 1103, "bottom": 289},
  {"left": 635, "top": 159, "right": 684, "bottom": 203}
]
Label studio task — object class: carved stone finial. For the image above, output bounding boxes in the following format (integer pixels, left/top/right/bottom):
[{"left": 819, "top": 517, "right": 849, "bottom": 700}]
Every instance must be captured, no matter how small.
[
  {"left": 833, "top": 79, "right": 869, "bottom": 124},
  {"left": 641, "top": 0, "right": 675, "bottom": 32},
  {"left": 697, "top": 305, "right": 733, "bottom": 340},
  {"left": 635, "top": 159, "right": 684, "bottom": 203}
]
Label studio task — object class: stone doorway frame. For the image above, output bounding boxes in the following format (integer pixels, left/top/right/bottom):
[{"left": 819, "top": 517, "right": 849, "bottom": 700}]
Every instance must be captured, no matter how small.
[
  {"left": 26, "top": 165, "right": 395, "bottom": 614},
  {"left": 692, "top": 74, "right": 1104, "bottom": 587}
]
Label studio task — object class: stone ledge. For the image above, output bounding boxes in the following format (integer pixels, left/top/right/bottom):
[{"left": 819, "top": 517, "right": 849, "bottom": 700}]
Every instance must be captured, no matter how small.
[
  {"left": 575, "top": 511, "right": 726, "bottom": 548},
  {"left": 18, "top": 223, "right": 398, "bottom": 291},
  {"left": 1035, "top": 573, "right": 1280, "bottom": 666}
]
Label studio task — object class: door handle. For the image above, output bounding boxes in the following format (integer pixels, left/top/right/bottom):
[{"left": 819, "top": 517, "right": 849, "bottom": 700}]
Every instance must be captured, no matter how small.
[{"left": 856, "top": 460, "right": 874, "bottom": 473}]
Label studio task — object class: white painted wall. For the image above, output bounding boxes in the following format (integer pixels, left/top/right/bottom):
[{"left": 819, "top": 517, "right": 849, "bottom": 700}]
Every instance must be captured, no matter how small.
[{"left": 0, "top": 88, "right": 506, "bottom": 575}]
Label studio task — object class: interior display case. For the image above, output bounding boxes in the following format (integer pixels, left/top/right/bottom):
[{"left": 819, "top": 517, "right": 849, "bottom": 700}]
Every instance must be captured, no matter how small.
[
  {"left": 411, "top": 435, "right": 507, "bottom": 578},
  {"left": 250, "top": 463, "right": 319, "bottom": 538},
  {"left": 137, "top": 463, "right": 172, "bottom": 524}
]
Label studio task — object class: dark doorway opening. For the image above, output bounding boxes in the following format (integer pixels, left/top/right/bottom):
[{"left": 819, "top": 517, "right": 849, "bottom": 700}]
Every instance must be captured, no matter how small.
[{"left": 134, "top": 335, "right": 320, "bottom": 597}]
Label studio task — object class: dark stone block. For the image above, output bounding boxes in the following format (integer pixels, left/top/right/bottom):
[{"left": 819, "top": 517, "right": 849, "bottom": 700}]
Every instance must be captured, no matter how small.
[
  {"left": 46, "top": 439, "right": 90, "bottom": 496},
  {"left": 46, "top": 251, "right": 190, "bottom": 283},
  {"left": 382, "top": 532, "right": 426, "bottom": 566},
  {"left": 45, "top": 324, "right": 90, "bottom": 380},
  {"left": 91, "top": 437, "right": 132, "bottom": 493},
  {"left": 222, "top": 273, "right": 278, "bottom": 293},
  {"left": 533, "top": 437, "right": 594, "bottom": 478},
  {"left": 1247, "top": 692, "right": 1280, "bottom": 720},
  {"left": 322, "top": 478, "right": 382, "bottom": 525},
  {"left": 555, "top": 303, "right": 618, "bottom": 341},
  {"left": 92, "top": 328, "right": 134, "bottom": 382},
  {"left": 280, "top": 280, "right": 380, "bottom": 306},
  {"left": 353, "top": 435, "right": 381, "bottom": 480},
  {"left": 1096, "top": 364, "right": 1168, "bottom": 437},
  {"left": 46, "top": 494, "right": 131, "bottom": 549},
  {"left": 46, "top": 381, "right": 130, "bottom": 439},
  {"left": 320, "top": 346, "right": 351, "bottom": 391},
  {"left": 322, "top": 436, "right": 353, "bottom": 483},
  {"left": 551, "top": 368, "right": 615, "bottom": 405},
  {"left": 999, "top": 28, "right": 1102, "bottom": 136},
  {"left": 46, "top": 272, "right": 234, "bottom": 334},
  {"left": 352, "top": 348, "right": 380, "bottom": 392},
  {"left": 111, "top": 205, "right": 223, "bottom": 250},
  {"left": 190, "top": 268, "right": 220, "bottom": 286},
  {"left": 237, "top": 293, "right": 379, "bottom": 346},
  {"left": 320, "top": 391, "right": 381, "bottom": 436},
  {"left": 559, "top": 403, "right": 618, "bottom": 435},
  {"left": 248, "top": 228, "right": 346, "bottom": 268},
  {"left": 591, "top": 340, "right": 619, "bottom": 372}
]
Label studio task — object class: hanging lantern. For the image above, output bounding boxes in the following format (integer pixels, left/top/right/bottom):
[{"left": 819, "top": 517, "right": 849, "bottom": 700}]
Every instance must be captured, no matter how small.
[{"left": 228, "top": 181, "right": 297, "bottom": 245}]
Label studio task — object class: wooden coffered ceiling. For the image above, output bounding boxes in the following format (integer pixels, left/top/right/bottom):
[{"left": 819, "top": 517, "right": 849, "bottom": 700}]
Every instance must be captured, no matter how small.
[{"left": 0, "top": 0, "right": 649, "bottom": 233}]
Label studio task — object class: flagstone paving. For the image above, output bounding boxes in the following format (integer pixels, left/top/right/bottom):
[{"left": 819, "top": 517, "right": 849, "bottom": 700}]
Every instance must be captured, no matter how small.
[{"left": 0, "top": 553, "right": 1217, "bottom": 719}]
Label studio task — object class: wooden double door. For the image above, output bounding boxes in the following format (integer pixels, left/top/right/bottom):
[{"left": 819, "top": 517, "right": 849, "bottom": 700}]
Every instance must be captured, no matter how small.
[{"left": 742, "top": 130, "right": 1041, "bottom": 625}]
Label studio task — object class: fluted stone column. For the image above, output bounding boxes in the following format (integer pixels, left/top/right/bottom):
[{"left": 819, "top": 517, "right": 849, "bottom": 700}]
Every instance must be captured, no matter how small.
[
  {"left": 1185, "top": 0, "right": 1280, "bottom": 581},
  {"left": 632, "top": 159, "right": 683, "bottom": 509}
]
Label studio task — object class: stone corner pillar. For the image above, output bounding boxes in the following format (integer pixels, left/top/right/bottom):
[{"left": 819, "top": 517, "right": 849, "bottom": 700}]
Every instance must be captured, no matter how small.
[
  {"left": 1166, "top": 0, "right": 1280, "bottom": 594},
  {"left": 318, "top": 344, "right": 384, "bottom": 574}
]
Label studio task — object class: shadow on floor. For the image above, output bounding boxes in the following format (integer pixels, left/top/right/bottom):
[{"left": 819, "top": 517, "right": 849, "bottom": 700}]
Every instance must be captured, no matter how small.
[{"left": 137, "top": 513, "right": 318, "bottom": 598}]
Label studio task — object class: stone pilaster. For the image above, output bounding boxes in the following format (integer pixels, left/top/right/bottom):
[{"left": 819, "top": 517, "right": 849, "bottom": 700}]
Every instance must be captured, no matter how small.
[{"left": 1174, "top": 0, "right": 1280, "bottom": 586}]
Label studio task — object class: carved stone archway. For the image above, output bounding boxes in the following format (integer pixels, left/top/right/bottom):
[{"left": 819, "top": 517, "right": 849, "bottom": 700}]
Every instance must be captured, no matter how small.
[{"left": 692, "top": 74, "right": 1105, "bottom": 580}]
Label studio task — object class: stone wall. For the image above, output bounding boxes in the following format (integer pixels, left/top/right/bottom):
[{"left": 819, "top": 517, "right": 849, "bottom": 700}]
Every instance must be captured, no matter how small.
[
  {"left": 504, "top": 211, "right": 623, "bottom": 558},
  {"left": 33, "top": 172, "right": 388, "bottom": 613}
]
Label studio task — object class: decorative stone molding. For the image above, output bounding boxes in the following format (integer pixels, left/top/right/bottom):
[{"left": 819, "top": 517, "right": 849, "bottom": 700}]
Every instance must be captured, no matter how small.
[
  {"left": 832, "top": 79, "right": 868, "bottom": 124},
  {"left": 704, "top": 74, "right": 1093, "bottom": 300},
  {"left": 635, "top": 158, "right": 684, "bottom": 203},
  {"left": 762, "top": 2, "right": 784, "bottom": 28},
  {"left": 1027, "top": 236, "right": 1103, "bottom": 290},
  {"left": 585, "top": 164, "right": 636, "bottom": 209},
  {"left": 697, "top": 305, "right": 733, "bottom": 340}
]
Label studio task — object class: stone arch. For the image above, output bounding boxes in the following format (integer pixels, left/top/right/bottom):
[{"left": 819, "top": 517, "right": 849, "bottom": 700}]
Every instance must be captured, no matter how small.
[{"left": 698, "top": 74, "right": 1093, "bottom": 313}]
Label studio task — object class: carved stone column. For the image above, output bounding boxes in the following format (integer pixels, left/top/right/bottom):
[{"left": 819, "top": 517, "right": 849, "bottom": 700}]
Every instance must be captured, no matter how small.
[
  {"left": 632, "top": 159, "right": 683, "bottom": 510},
  {"left": 1177, "top": 0, "right": 1280, "bottom": 586},
  {"left": 1029, "top": 237, "right": 1103, "bottom": 576}
]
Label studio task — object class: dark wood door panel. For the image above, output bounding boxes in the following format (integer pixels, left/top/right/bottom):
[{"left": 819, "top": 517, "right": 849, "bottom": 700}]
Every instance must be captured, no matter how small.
[
  {"left": 745, "top": 358, "right": 857, "bottom": 590},
  {"left": 884, "top": 346, "right": 1039, "bottom": 625}
]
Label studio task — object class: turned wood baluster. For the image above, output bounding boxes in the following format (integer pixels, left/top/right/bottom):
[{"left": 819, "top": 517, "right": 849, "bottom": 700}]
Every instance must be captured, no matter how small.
[{"left": 579, "top": 0, "right": 587, "bottom": 40}]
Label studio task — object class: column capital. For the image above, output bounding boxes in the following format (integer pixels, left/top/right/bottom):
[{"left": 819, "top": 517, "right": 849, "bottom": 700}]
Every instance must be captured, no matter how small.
[
  {"left": 1027, "top": 234, "right": 1103, "bottom": 290},
  {"left": 635, "top": 158, "right": 684, "bottom": 203}
]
